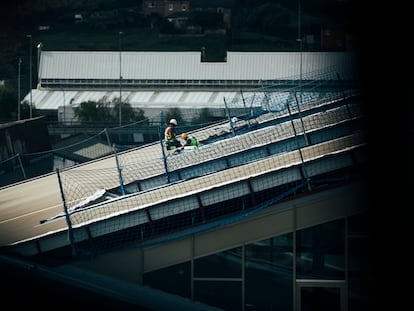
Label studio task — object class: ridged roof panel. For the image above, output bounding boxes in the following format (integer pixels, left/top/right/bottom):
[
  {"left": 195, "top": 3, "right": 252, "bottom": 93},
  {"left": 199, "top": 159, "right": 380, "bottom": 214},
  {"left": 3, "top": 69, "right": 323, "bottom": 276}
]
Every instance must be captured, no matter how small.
[{"left": 39, "top": 51, "right": 357, "bottom": 80}]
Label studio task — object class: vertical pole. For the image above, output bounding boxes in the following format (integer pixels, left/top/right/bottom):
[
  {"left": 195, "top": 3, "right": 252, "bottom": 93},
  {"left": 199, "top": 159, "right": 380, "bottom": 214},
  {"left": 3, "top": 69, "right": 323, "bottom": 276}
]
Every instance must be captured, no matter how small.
[
  {"left": 119, "top": 31, "right": 123, "bottom": 126},
  {"left": 336, "top": 72, "right": 346, "bottom": 99},
  {"left": 287, "top": 100, "right": 311, "bottom": 191},
  {"left": 26, "top": 34, "right": 33, "bottom": 118},
  {"left": 241, "top": 244, "right": 245, "bottom": 311},
  {"left": 69, "top": 98, "right": 74, "bottom": 124},
  {"left": 37, "top": 42, "right": 43, "bottom": 85},
  {"left": 17, "top": 58, "right": 22, "bottom": 121},
  {"left": 104, "top": 128, "right": 112, "bottom": 148},
  {"left": 344, "top": 216, "right": 349, "bottom": 311},
  {"left": 240, "top": 89, "right": 247, "bottom": 115},
  {"left": 240, "top": 89, "right": 251, "bottom": 128},
  {"left": 293, "top": 92, "right": 309, "bottom": 146},
  {"left": 190, "top": 237, "right": 195, "bottom": 300},
  {"left": 336, "top": 72, "right": 353, "bottom": 132},
  {"left": 224, "top": 97, "right": 235, "bottom": 136},
  {"left": 297, "top": 0, "right": 303, "bottom": 118},
  {"left": 112, "top": 144, "right": 126, "bottom": 195},
  {"left": 17, "top": 153, "right": 27, "bottom": 179},
  {"left": 56, "top": 168, "right": 77, "bottom": 257},
  {"left": 61, "top": 87, "right": 66, "bottom": 123},
  {"left": 249, "top": 93, "right": 256, "bottom": 116},
  {"left": 159, "top": 112, "right": 170, "bottom": 183},
  {"left": 292, "top": 206, "right": 297, "bottom": 311},
  {"left": 263, "top": 89, "right": 271, "bottom": 112}
]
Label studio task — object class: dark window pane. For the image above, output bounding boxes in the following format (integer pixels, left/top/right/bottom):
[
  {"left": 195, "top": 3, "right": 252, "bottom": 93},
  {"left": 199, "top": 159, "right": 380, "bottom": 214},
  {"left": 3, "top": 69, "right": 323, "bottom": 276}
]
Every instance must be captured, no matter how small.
[
  {"left": 194, "top": 246, "right": 242, "bottom": 278},
  {"left": 296, "top": 219, "right": 345, "bottom": 279},
  {"left": 194, "top": 280, "right": 241, "bottom": 310},
  {"left": 245, "top": 234, "right": 294, "bottom": 310},
  {"left": 143, "top": 261, "right": 191, "bottom": 298}
]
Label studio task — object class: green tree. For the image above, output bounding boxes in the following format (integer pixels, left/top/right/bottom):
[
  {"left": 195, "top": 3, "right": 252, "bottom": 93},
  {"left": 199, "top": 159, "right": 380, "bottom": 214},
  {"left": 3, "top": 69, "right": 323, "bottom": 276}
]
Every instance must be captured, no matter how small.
[
  {"left": 74, "top": 100, "right": 115, "bottom": 123},
  {"left": 112, "top": 98, "right": 146, "bottom": 124},
  {"left": 74, "top": 97, "right": 146, "bottom": 125},
  {"left": 164, "top": 108, "right": 183, "bottom": 126}
]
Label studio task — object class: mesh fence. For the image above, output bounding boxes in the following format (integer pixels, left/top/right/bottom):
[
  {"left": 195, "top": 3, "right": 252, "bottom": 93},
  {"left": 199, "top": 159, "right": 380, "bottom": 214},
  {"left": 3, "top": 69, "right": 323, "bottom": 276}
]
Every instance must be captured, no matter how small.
[
  {"left": 0, "top": 117, "right": 166, "bottom": 188},
  {"left": 41, "top": 70, "right": 366, "bottom": 257},
  {"left": 0, "top": 68, "right": 355, "bottom": 188},
  {"left": 0, "top": 129, "right": 114, "bottom": 188}
]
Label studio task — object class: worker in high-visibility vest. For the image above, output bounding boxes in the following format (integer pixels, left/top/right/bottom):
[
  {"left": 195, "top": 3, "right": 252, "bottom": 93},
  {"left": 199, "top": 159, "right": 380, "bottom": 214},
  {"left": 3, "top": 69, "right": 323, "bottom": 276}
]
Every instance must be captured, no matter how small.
[
  {"left": 181, "top": 132, "right": 201, "bottom": 148},
  {"left": 164, "top": 118, "right": 183, "bottom": 151}
]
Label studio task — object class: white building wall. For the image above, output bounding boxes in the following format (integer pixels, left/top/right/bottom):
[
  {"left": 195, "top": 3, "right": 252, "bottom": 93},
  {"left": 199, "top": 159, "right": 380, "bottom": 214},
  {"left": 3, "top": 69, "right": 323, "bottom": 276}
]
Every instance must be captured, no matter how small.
[{"left": 39, "top": 51, "right": 358, "bottom": 81}]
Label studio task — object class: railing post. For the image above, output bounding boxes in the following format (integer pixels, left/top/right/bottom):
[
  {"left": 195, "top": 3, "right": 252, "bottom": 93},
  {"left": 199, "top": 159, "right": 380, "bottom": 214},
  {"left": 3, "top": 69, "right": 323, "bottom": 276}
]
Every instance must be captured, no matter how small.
[
  {"left": 104, "top": 128, "right": 112, "bottom": 147},
  {"left": 16, "top": 153, "right": 27, "bottom": 179},
  {"left": 112, "top": 144, "right": 126, "bottom": 195},
  {"left": 286, "top": 101, "right": 312, "bottom": 192},
  {"left": 159, "top": 112, "right": 170, "bottom": 183},
  {"left": 336, "top": 72, "right": 353, "bottom": 121},
  {"left": 336, "top": 71, "right": 347, "bottom": 100},
  {"left": 56, "top": 168, "right": 77, "bottom": 257},
  {"left": 293, "top": 91, "right": 309, "bottom": 146},
  {"left": 224, "top": 97, "right": 235, "bottom": 136},
  {"left": 240, "top": 89, "right": 251, "bottom": 128}
]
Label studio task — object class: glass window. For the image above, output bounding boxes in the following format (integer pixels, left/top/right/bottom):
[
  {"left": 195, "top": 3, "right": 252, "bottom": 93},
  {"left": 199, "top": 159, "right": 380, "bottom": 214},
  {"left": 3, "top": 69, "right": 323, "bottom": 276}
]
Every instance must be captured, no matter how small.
[
  {"left": 194, "top": 246, "right": 242, "bottom": 278},
  {"left": 245, "top": 234, "right": 294, "bottom": 311},
  {"left": 194, "top": 280, "right": 241, "bottom": 310},
  {"left": 143, "top": 261, "right": 191, "bottom": 298},
  {"left": 296, "top": 219, "right": 345, "bottom": 280}
]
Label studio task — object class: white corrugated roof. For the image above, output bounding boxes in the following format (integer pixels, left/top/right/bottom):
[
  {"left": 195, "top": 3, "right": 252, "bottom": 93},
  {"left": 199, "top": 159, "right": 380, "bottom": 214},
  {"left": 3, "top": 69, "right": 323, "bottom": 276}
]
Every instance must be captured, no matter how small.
[
  {"left": 39, "top": 51, "right": 358, "bottom": 81},
  {"left": 28, "top": 51, "right": 359, "bottom": 114},
  {"left": 184, "top": 92, "right": 213, "bottom": 103},
  {"left": 26, "top": 89, "right": 252, "bottom": 110},
  {"left": 29, "top": 89, "right": 322, "bottom": 111}
]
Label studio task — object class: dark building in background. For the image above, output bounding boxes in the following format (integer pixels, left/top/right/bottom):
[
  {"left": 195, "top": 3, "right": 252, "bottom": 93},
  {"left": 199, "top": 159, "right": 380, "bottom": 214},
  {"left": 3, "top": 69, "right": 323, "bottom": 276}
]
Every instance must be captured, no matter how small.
[
  {"left": 0, "top": 116, "right": 52, "bottom": 186},
  {"left": 0, "top": 116, "right": 51, "bottom": 161}
]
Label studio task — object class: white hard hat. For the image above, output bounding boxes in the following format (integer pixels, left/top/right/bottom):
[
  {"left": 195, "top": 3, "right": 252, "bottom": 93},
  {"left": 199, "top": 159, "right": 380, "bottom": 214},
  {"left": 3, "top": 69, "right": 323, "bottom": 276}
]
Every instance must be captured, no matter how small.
[{"left": 169, "top": 118, "right": 177, "bottom": 125}]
